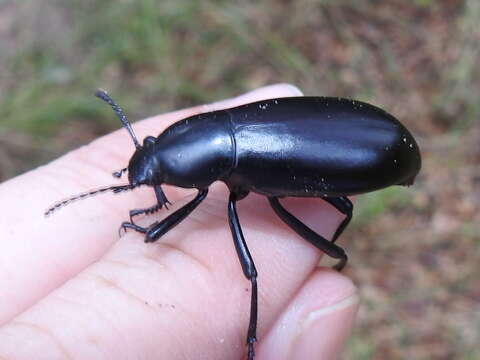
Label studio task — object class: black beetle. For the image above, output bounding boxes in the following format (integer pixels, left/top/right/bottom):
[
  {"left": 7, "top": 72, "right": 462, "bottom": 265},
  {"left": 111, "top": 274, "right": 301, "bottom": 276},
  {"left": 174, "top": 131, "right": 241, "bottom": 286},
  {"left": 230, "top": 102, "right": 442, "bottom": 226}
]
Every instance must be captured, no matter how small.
[{"left": 46, "top": 90, "right": 421, "bottom": 360}]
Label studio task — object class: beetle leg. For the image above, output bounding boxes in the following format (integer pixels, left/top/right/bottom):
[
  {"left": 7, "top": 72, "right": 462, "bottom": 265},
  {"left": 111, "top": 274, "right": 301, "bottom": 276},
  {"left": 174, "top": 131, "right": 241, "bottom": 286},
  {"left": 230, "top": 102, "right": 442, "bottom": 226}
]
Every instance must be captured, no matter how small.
[
  {"left": 268, "top": 197, "right": 348, "bottom": 271},
  {"left": 129, "top": 185, "right": 172, "bottom": 223},
  {"left": 143, "top": 189, "right": 208, "bottom": 243},
  {"left": 322, "top": 196, "right": 353, "bottom": 243},
  {"left": 119, "top": 221, "right": 148, "bottom": 237},
  {"left": 154, "top": 185, "right": 172, "bottom": 209},
  {"left": 129, "top": 203, "right": 161, "bottom": 223},
  {"left": 228, "top": 192, "right": 258, "bottom": 360}
]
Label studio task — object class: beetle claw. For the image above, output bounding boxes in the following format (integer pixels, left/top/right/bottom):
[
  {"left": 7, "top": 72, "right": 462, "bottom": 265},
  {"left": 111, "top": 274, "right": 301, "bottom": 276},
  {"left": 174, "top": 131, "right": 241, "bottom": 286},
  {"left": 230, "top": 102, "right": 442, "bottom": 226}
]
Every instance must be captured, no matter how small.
[
  {"left": 129, "top": 209, "right": 142, "bottom": 223},
  {"left": 118, "top": 222, "right": 129, "bottom": 237},
  {"left": 333, "top": 256, "right": 348, "bottom": 271},
  {"left": 119, "top": 221, "right": 148, "bottom": 237}
]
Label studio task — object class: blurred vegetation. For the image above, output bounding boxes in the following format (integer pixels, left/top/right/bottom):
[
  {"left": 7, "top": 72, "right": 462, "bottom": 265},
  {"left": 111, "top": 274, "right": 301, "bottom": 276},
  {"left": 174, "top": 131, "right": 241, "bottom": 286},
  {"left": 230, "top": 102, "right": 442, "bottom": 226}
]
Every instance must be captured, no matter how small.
[{"left": 1, "top": 0, "right": 479, "bottom": 359}]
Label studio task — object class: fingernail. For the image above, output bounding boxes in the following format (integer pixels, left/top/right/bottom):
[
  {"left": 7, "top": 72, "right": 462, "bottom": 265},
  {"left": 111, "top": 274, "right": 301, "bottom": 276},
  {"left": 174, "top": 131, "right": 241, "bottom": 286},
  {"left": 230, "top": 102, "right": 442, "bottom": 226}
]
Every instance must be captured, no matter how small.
[
  {"left": 203, "top": 83, "right": 304, "bottom": 112},
  {"left": 289, "top": 293, "right": 359, "bottom": 359},
  {"left": 253, "top": 83, "right": 304, "bottom": 96}
]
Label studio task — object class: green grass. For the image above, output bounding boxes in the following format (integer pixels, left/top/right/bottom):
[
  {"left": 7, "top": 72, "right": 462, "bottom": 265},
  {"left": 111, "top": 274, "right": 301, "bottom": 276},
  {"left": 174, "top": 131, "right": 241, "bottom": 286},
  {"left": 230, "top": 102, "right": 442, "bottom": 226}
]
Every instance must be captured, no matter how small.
[
  {"left": 3, "top": 0, "right": 478, "bottom": 139},
  {"left": 353, "top": 187, "right": 415, "bottom": 226}
]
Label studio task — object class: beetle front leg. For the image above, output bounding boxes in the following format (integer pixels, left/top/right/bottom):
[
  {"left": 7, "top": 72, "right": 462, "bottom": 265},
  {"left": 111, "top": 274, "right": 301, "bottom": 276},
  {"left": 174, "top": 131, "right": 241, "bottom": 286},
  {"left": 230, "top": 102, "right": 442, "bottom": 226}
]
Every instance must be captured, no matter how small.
[
  {"left": 143, "top": 189, "right": 208, "bottom": 242},
  {"left": 119, "top": 221, "right": 148, "bottom": 237},
  {"left": 129, "top": 185, "right": 171, "bottom": 222},
  {"left": 129, "top": 203, "right": 161, "bottom": 222},
  {"left": 228, "top": 192, "right": 258, "bottom": 360},
  {"left": 268, "top": 197, "right": 348, "bottom": 271},
  {"left": 120, "top": 189, "right": 208, "bottom": 241}
]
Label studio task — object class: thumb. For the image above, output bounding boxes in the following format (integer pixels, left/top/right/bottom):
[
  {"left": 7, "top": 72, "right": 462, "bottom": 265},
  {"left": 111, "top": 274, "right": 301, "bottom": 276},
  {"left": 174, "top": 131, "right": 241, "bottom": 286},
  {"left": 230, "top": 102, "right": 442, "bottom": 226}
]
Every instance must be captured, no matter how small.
[{"left": 257, "top": 269, "right": 359, "bottom": 359}]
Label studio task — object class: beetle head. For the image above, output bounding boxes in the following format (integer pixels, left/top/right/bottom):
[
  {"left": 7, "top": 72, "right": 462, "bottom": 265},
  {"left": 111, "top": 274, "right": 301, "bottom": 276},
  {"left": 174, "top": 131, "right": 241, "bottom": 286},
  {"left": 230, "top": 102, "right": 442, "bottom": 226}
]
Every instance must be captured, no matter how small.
[
  {"left": 95, "top": 89, "right": 164, "bottom": 188},
  {"left": 126, "top": 136, "right": 163, "bottom": 187}
]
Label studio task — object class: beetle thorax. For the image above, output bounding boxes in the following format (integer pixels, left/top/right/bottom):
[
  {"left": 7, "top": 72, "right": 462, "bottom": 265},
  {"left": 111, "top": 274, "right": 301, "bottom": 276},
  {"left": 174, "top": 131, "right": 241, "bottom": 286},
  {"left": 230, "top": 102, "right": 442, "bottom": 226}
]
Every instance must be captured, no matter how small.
[{"left": 151, "top": 114, "right": 235, "bottom": 189}]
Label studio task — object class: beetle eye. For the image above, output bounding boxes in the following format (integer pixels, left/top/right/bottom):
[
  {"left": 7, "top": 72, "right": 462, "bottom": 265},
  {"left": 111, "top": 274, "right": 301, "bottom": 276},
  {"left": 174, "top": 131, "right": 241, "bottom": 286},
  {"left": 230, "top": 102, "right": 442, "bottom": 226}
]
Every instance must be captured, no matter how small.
[{"left": 143, "top": 136, "right": 156, "bottom": 146}]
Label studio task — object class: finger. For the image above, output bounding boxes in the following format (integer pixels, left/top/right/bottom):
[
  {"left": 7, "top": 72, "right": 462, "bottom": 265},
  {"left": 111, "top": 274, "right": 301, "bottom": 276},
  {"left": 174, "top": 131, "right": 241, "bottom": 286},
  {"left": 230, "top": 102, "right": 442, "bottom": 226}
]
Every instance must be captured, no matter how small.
[
  {"left": 0, "top": 191, "right": 347, "bottom": 360},
  {"left": 0, "top": 84, "right": 304, "bottom": 325},
  {"left": 256, "top": 269, "right": 359, "bottom": 359}
]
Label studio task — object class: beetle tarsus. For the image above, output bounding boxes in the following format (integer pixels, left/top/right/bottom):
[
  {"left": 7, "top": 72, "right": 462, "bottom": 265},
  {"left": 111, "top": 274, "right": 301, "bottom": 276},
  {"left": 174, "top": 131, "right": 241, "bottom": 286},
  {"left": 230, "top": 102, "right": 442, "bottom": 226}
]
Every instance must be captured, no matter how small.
[
  {"left": 128, "top": 186, "right": 171, "bottom": 223},
  {"left": 141, "top": 189, "right": 208, "bottom": 243},
  {"left": 154, "top": 185, "right": 171, "bottom": 209},
  {"left": 119, "top": 221, "right": 148, "bottom": 236},
  {"left": 129, "top": 203, "right": 162, "bottom": 223},
  {"left": 246, "top": 283, "right": 257, "bottom": 360},
  {"left": 245, "top": 276, "right": 258, "bottom": 360},
  {"left": 247, "top": 339, "right": 255, "bottom": 360}
]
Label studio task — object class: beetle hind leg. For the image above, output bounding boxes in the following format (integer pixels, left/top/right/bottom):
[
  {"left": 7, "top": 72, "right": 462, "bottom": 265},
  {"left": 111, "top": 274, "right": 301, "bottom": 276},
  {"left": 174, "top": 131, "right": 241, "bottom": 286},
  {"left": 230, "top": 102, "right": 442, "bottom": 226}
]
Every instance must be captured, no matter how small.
[
  {"left": 322, "top": 196, "right": 353, "bottom": 243},
  {"left": 268, "top": 197, "right": 348, "bottom": 271}
]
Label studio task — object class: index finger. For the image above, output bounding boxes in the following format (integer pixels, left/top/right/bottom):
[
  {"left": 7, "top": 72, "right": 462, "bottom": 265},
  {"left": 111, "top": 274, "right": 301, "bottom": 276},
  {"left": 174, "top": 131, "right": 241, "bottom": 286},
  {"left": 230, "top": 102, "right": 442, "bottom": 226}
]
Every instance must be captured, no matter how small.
[{"left": 0, "top": 84, "right": 304, "bottom": 325}]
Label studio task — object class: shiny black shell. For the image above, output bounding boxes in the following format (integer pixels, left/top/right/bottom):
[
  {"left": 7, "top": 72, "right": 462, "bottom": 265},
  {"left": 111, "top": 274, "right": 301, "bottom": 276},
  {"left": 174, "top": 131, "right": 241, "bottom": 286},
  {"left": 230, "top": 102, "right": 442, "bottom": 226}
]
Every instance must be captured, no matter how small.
[
  {"left": 226, "top": 97, "right": 421, "bottom": 197},
  {"left": 132, "top": 97, "right": 421, "bottom": 197}
]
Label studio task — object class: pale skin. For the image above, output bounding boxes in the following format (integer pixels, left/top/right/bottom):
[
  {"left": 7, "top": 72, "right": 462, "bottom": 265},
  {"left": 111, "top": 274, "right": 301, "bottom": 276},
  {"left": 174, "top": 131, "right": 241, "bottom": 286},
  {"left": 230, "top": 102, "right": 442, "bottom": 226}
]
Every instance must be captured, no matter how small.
[{"left": 0, "top": 84, "right": 359, "bottom": 359}]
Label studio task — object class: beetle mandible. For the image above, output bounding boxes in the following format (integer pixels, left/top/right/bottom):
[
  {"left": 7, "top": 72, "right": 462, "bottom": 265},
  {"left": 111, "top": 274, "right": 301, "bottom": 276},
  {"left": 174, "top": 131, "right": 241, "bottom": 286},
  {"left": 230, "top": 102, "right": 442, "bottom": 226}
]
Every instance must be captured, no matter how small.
[{"left": 46, "top": 89, "right": 421, "bottom": 360}]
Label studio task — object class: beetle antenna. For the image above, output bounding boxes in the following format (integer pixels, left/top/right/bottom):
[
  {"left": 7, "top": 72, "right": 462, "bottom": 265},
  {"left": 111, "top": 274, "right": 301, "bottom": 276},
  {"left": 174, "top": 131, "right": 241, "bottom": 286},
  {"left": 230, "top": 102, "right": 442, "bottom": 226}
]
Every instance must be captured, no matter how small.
[
  {"left": 44, "top": 184, "right": 134, "bottom": 217},
  {"left": 95, "top": 89, "right": 141, "bottom": 150}
]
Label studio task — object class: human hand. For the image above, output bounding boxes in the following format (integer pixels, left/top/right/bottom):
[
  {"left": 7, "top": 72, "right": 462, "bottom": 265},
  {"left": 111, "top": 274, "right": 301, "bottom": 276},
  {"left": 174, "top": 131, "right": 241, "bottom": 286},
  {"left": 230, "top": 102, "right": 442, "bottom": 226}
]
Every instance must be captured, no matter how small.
[{"left": 0, "top": 84, "right": 358, "bottom": 359}]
